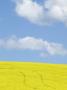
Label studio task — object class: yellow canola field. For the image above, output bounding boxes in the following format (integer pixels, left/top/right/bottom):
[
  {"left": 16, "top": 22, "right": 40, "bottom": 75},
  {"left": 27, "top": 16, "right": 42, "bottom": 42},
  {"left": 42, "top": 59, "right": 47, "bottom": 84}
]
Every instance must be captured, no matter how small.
[{"left": 0, "top": 62, "right": 67, "bottom": 90}]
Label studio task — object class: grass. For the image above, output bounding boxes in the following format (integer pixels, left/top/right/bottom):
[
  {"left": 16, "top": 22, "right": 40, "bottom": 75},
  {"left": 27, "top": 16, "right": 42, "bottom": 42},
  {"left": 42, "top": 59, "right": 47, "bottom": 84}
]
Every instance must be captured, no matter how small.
[{"left": 0, "top": 62, "right": 67, "bottom": 90}]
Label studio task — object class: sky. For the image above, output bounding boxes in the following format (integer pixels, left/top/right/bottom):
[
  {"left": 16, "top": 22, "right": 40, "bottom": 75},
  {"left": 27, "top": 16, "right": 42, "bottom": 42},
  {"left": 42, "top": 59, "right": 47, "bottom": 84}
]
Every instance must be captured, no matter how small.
[{"left": 0, "top": 0, "right": 67, "bottom": 63}]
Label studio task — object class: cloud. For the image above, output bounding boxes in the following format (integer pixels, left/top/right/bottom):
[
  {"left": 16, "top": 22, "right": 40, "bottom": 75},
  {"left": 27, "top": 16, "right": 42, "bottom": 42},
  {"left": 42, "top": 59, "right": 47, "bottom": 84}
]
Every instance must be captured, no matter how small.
[
  {"left": 15, "top": 0, "right": 45, "bottom": 25},
  {"left": 0, "top": 36, "right": 67, "bottom": 56},
  {"left": 14, "top": 0, "right": 67, "bottom": 25},
  {"left": 40, "top": 53, "right": 49, "bottom": 58}
]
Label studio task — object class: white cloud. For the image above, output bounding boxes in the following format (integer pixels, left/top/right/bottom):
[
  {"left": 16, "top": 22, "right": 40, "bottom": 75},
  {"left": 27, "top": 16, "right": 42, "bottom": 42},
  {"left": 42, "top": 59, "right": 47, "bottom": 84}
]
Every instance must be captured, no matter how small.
[
  {"left": 45, "top": 0, "right": 67, "bottom": 22},
  {"left": 0, "top": 36, "right": 67, "bottom": 56},
  {"left": 40, "top": 53, "right": 49, "bottom": 58},
  {"left": 15, "top": 0, "right": 45, "bottom": 25},
  {"left": 13, "top": 0, "right": 67, "bottom": 25}
]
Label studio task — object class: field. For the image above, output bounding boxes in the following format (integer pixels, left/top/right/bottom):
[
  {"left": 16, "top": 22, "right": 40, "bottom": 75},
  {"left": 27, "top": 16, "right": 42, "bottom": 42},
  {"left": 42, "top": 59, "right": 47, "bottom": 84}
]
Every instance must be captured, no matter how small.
[{"left": 0, "top": 62, "right": 67, "bottom": 90}]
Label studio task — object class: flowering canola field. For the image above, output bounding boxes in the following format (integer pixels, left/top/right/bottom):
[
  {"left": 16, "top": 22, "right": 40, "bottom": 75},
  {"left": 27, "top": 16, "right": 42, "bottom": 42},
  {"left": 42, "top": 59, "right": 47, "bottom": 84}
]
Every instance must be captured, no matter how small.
[{"left": 0, "top": 62, "right": 67, "bottom": 90}]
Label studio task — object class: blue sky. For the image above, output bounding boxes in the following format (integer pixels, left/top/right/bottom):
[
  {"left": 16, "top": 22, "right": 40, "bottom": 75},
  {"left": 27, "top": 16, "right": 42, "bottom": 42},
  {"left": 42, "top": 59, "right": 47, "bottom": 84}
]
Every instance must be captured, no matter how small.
[{"left": 0, "top": 0, "right": 67, "bottom": 63}]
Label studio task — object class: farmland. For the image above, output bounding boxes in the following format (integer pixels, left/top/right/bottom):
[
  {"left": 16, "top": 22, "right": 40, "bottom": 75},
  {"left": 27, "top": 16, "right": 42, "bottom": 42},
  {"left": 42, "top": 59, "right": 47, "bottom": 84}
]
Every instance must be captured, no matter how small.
[{"left": 0, "top": 62, "right": 67, "bottom": 90}]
